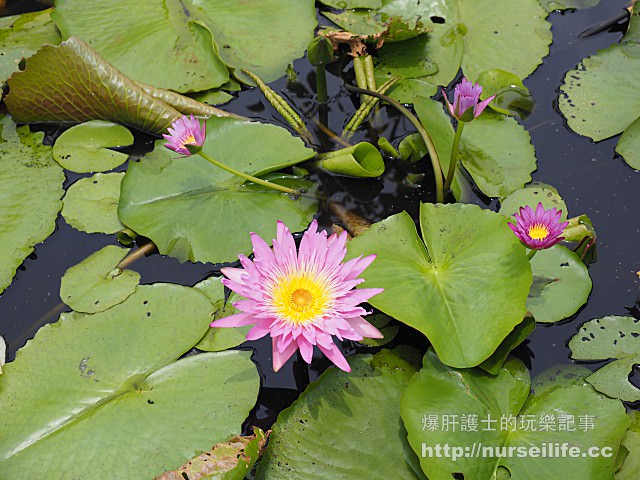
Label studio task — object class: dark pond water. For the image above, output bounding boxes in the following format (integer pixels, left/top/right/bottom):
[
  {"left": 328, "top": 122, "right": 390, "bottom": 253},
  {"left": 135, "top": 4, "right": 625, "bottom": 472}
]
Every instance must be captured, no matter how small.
[{"left": 1, "top": 0, "right": 639, "bottom": 429}]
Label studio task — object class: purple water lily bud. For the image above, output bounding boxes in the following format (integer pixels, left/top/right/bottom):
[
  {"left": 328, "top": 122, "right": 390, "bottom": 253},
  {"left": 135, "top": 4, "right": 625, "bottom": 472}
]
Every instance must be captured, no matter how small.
[{"left": 444, "top": 77, "right": 496, "bottom": 122}]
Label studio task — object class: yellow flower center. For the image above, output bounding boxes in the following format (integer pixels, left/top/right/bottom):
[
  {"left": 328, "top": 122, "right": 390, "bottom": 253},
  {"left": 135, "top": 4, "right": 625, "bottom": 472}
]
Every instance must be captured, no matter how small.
[
  {"left": 181, "top": 133, "right": 196, "bottom": 146},
  {"left": 528, "top": 223, "right": 550, "bottom": 240},
  {"left": 270, "top": 274, "right": 332, "bottom": 325}
]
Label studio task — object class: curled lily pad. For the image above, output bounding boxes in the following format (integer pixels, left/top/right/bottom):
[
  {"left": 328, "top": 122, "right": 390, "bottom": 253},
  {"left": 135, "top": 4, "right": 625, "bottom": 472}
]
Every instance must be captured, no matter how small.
[
  {"left": 402, "top": 350, "right": 630, "bottom": 479},
  {"left": 193, "top": 277, "right": 249, "bottom": 352},
  {"left": 52, "top": 121, "right": 133, "bottom": 173},
  {"left": 155, "top": 427, "right": 267, "bottom": 480},
  {"left": 0, "top": 8, "right": 60, "bottom": 86},
  {"left": 257, "top": 350, "right": 426, "bottom": 480},
  {"left": 347, "top": 203, "right": 532, "bottom": 368},
  {"left": 5, "top": 37, "right": 233, "bottom": 134},
  {"left": 52, "top": 0, "right": 316, "bottom": 90},
  {"left": 59, "top": 245, "right": 140, "bottom": 314},
  {"left": 569, "top": 316, "right": 640, "bottom": 402},
  {"left": 0, "top": 116, "right": 64, "bottom": 294},
  {"left": 62, "top": 173, "right": 125, "bottom": 235},
  {"left": 0, "top": 284, "right": 259, "bottom": 479},
  {"left": 527, "top": 245, "right": 592, "bottom": 323},
  {"left": 316, "top": 142, "right": 385, "bottom": 177},
  {"left": 118, "top": 116, "right": 317, "bottom": 264}
]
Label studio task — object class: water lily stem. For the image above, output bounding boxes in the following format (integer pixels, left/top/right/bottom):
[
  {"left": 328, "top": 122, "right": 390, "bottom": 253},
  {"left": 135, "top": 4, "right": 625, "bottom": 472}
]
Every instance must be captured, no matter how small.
[
  {"left": 444, "top": 122, "right": 465, "bottom": 192},
  {"left": 343, "top": 84, "right": 444, "bottom": 203},
  {"left": 527, "top": 249, "right": 538, "bottom": 260},
  {"left": 316, "top": 65, "right": 328, "bottom": 103},
  {"left": 197, "top": 151, "right": 300, "bottom": 195}
]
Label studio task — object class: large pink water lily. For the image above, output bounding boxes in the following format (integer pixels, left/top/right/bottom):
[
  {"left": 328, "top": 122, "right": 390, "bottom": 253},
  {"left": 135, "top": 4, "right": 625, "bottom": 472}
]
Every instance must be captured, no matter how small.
[
  {"left": 162, "top": 114, "right": 206, "bottom": 156},
  {"left": 210, "top": 220, "right": 383, "bottom": 372},
  {"left": 508, "top": 202, "right": 569, "bottom": 250},
  {"left": 444, "top": 77, "right": 495, "bottom": 122}
]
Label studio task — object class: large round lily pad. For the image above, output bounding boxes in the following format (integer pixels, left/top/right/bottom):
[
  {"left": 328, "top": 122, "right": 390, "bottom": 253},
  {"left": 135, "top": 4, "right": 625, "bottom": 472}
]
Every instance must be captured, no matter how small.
[
  {"left": 52, "top": 0, "right": 316, "bottom": 91},
  {"left": 0, "top": 115, "right": 64, "bottom": 294},
  {"left": 59, "top": 245, "right": 140, "bottom": 314},
  {"left": 52, "top": 120, "right": 133, "bottom": 173},
  {"left": 257, "top": 350, "right": 425, "bottom": 479},
  {"left": 118, "top": 116, "right": 317, "bottom": 264},
  {"left": 347, "top": 203, "right": 532, "bottom": 368},
  {"left": 527, "top": 245, "right": 592, "bottom": 323},
  {"left": 0, "top": 283, "right": 259, "bottom": 479},
  {"left": 62, "top": 172, "right": 125, "bottom": 234}
]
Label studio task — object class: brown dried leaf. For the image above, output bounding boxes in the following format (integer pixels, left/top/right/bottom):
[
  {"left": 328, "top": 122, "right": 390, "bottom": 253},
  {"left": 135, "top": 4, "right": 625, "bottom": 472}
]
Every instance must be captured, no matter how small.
[{"left": 154, "top": 428, "right": 268, "bottom": 480}]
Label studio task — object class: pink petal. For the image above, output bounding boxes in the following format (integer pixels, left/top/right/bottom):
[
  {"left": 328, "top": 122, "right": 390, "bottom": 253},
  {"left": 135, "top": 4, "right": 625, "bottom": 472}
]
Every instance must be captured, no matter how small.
[
  {"left": 442, "top": 89, "right": 456, "bottom": 118},
  {"left": 220, "top": 267, "right": 246, "bottom": 284},
  {"left": 473, "top": 95, "right": 495, "bottom": 117},
  {"left": 272, "top": 337, "right": 299, "bottom": 372},
  {"left": 297, "top": 337, "right": 314, "bottom": 363},
  {"left": 210, "top": 312, "right": 255, "bottom": 328},
  {"left": 347, "top": 316, "right": 384, "bottom": 338}
]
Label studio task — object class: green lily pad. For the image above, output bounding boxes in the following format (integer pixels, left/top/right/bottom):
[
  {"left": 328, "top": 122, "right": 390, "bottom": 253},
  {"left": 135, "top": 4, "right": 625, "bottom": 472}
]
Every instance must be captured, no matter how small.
[
  {"left": 62, "top": 173, "right": 125, "bottom": 234},
  {"left": 52, "top": 121, "right": 133, "bottom": 173},
  {"left": 539, "top": 0, "right": 600, "bottom": 12},
  {"left": 616, "top": 116, "right": 640, "bottom": 170},
  {"left": 0, "top": 283, "right": 258, "bottom": 479},
  {"left": 527, "top": 245, "right": 592, "bottom": 323},
  {"left": 324, "top": 8, "right": 431, "bottom": 42},
  {"left": 52, "top": 0, "right": 229, "bottom": 91},
  {"left": 380, "top": 0, "right": 551, "bottom": 86},
  {"left": 257, "top": 350, "right": 426, "bottom": 479},
  {"left": 459, "top": 111, "right": 537, "bottom": 199},
  {"left": 616, "top": 412, "right": 640, "bottom": 480},
  {"left": 156, "top": 427, "right": 267, "bottom": 480},
  {"left": 358, "top": 313, "right": 401, "bottom": 347},
  {"left": 475, "top": 69, "right": 534, "bottom": 118},
  {"left": 570, "top": 315, "right": 640, "bottom": 402},
  {"left": 0, "top": 9, "right": 60, "bottom": 85},
  {"left": 402, "top": 350, "right": 630, "bottom": 480},
  {"left": 479, "top": 314, "right": 536, "bottom": 374},
  {"left": 559, "top": 41, "right": 640, "bottom": 141},
  {"left": 398, "top": 132, "right": 427, "bottom": 163},
  {"left": 119, "top": 116, "right": 317, "bottom": 264},
  {"left": 0, "top": 115, "right": 65, "bottom": 294},
  {"left": 5, "top": 38, "right": 180, "bottom": 133},
  {"left": 412, "top": 97, "right": 466, "bottom": 200},
  {"left": 316, "top": 142, "right": 385, "bottom": 177},
  {"left": 52, "top": 0, "right": 316, "bottom": 91},
  {"left": 319, "top": 0, "right": 382, "bottom": 8},
  {"left": 500, "top": 183, "right": 568, "bottom": 221},
  {"left": 347, "top": 203, "right": 532, "bottom": 368},
  {"left": 193, "top": 277, "right": 250, "bottom": 352},
  {"left": 59, "top": 245, "right": 140, "bottom": 313}
]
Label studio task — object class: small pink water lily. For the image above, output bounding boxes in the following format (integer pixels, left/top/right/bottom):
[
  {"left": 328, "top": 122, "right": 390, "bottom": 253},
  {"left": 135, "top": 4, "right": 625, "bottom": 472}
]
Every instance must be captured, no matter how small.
[
  {"left": 163, "top": 114, "right": 206, "bottom": 156},
  {"left": 444, "top": 77, "right": 495, "bottom": 122},
  {"left": 508, "top": 202, "right": 569, "bottom": 250},
  {"left": 210, "top": 220, "right": 384, "bottom": 372}
]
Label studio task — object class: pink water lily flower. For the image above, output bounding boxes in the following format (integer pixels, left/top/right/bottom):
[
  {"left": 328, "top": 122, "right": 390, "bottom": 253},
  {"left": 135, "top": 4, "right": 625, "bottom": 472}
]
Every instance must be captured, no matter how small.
[
  {"left": 508, "top": 202, "right": 569, "bottom": 250},
  {"left": 163, "top": 114, "right": 206, "bottom": 156},
  {"left": 444, "top": 77, "right": 495, "bottom": 122},
  {"left": 210, "top": 220, "right": 384, "bottom": 372}
]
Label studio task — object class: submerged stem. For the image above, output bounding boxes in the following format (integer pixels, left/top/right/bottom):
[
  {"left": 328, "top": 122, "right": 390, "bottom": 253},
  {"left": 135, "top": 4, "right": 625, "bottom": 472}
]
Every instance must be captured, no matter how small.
[
  {"left": 444, "top": 122, "right": 465, "bottom": 192},
  {"left": 316, "top": 64, "right": 328, "bottom": 103},
  {"left": 197, "top": 151, "right": 300, "bottom": 195}
]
